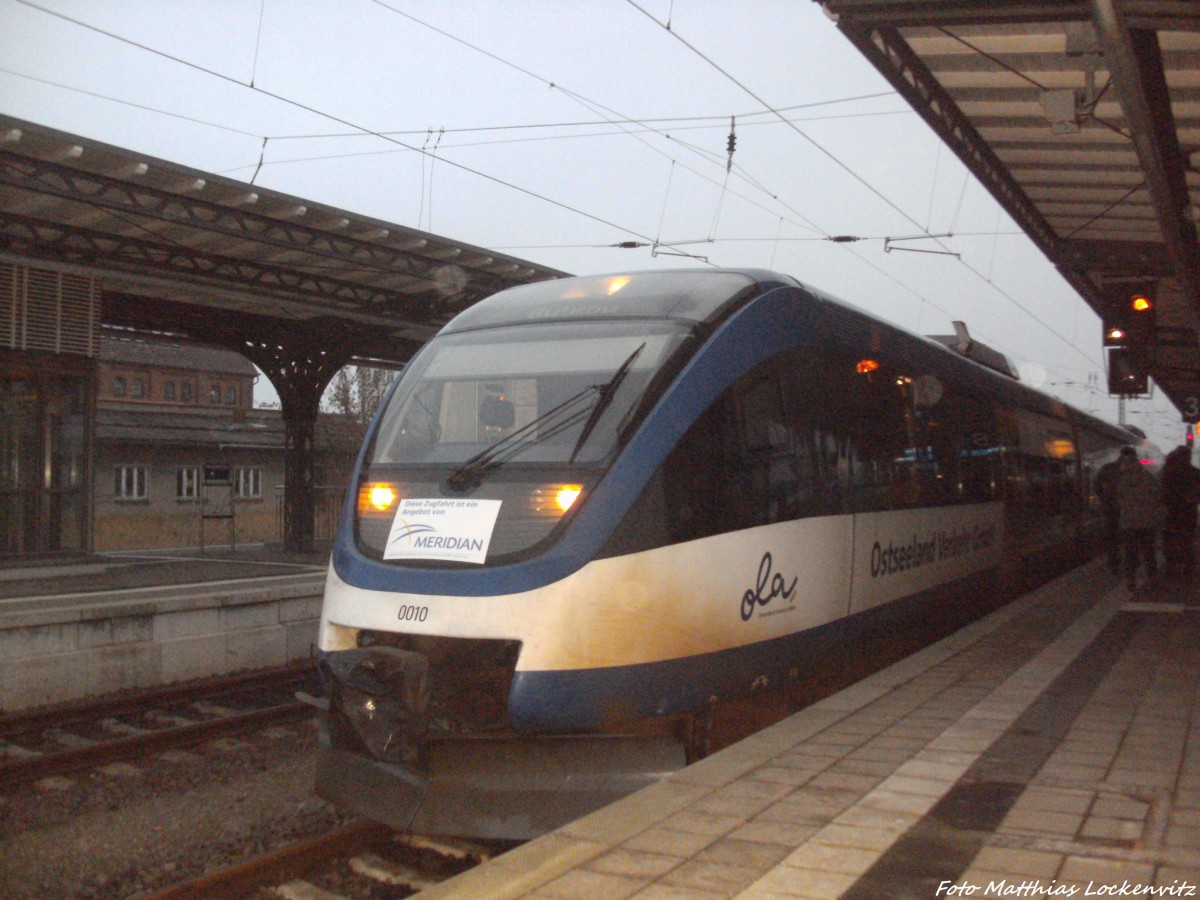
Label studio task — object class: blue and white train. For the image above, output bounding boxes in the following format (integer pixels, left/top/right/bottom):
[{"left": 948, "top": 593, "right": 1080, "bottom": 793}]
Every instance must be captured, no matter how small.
[{"left": 314, "top": 269, "right": 1138, "bottom": 838}]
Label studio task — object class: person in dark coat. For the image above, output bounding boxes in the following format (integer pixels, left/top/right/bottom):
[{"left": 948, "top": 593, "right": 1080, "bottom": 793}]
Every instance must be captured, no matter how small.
[
  {"left": 1093, "top": 454, "right": 1122, "bottom": 574},
  {"left": 1159, "top": 445, "right": 1200, "bottom": 580},
  {"left": 1115, "top": 446, "right": 1162, "bottom": 590}
]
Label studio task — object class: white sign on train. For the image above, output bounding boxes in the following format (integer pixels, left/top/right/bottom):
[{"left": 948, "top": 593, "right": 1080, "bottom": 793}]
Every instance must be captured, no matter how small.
[{"left": 384, "top": 498, "right": 503, "bottom": 564}]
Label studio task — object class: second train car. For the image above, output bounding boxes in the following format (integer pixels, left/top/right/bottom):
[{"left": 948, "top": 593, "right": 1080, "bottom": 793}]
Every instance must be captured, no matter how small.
[{"left": 314, "top": 269, "right": 1137, "bottom": 838}]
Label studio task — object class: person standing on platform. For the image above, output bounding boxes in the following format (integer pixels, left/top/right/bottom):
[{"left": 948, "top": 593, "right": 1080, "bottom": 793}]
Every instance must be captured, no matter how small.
[
  {"left": 1115, "top": 446, "right": 1163, "bottom": 590},
  {"left": 1159, "top": 445, "right": 1200, "bottom": 580},
  {"left": 1094, "top": 453, "right": 1122, "bottom": 574}
]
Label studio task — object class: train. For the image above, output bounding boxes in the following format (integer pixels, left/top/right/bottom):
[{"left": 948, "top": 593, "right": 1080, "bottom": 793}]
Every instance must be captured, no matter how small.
[{"left": 312, "top": 268, "right": 1144, "bottom": 838}]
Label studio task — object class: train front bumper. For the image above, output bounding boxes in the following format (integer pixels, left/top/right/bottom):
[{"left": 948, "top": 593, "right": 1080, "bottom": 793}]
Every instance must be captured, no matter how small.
[{"left": 314, "top": 646, "right": 686, "bottom": 839}]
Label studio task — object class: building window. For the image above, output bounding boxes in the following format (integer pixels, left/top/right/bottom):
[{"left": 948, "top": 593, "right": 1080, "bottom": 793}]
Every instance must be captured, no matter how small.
[
  {"left": 210, "top": 385, "right": 221, "bottom": 404},
  {"left": 181, "top": 382, "right": 193, "bottom": 403},
  {"left": 131, "top": 377, "right": 145, "bottom": 398},
  {"left": 225, "top": 386, "right": 236, "bottom": 405},
  {"left": 112, "top": 376, "right": 126, "bottom": 397},
  {"left": 236, "top": 467, "right": 263, "bottom": 499},
  {"left": 176, "top": 466, "right": 199, "bottom": 500},
  {"left": 114, "top": 465, "right": 148, "bottom": 501},
  {"left": 164, "top": 381, "right": 176, "bottom": 401}
]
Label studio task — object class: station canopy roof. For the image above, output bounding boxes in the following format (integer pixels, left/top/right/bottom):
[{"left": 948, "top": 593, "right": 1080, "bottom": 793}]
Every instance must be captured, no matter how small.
[
  {"left": 0, "top": 114, "right": 569, "bottom": 362},
  {"left": 821, "top": 1, "right": 1200, "bottom": 418}
]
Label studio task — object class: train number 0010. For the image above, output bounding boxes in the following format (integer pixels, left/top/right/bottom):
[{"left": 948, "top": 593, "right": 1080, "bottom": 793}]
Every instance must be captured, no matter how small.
[{"left": 396, "top": 605, "right": 429, "bottom": 622}]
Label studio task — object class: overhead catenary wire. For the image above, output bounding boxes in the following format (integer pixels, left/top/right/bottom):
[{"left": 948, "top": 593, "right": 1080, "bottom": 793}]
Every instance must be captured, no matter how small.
[
  {"left": 622, "top": 0, "right": 1109, "bottom": 378},
  {"left": 260, "top": 93, "right": 908, "bottom": 141},
  {"left": 6, "top": 0, "right": 893, "bottom": 263},
  {"left": 0, "top": 65, "right": 263, "bottom": 138},
  {"left": 369, "top": 0, "right": 851, "bottom": 250},
  {"left": 489, "top": 230, "right": 1025, "bottom": 251},
  {"left": 623, "top": 0, "right": 944, "bottom": 247},
  {"left": 10, "top": 0, "right": 661, "bottom": 247},
  {"left": 249, "top": 0, "right": 266, "bottom": 88},
  {"left": 207, "top": 110, "right": 915, "bottom": 180},
  {"left": 655, "top": 160, "right": 676, "bottom": 249},
  {"left": 0, "top": 59, "right": 915, "bottom": 151},
  {"left": 12, "top": 0, "right": 1068, "bottom": 359},
  {"left": 8, "top": 0, "right": 1148, "bottom": 430}
]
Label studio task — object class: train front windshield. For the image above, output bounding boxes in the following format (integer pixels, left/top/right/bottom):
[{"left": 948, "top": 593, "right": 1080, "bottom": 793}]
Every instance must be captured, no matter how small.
[{"left": 357, "top": 320, "right": 690, "bottom": 564}]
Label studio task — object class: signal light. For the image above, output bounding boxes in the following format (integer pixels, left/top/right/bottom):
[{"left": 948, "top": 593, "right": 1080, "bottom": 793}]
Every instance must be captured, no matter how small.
[
  {"left": 1125, "top": 289, "right": 1156, "bottom": 345},
  {"left": 1103, "top": 281, "right": 1156, "bottom": 347}
]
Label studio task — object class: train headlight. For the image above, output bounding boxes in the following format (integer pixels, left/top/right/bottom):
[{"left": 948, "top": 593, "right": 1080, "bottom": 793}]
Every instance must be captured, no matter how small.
[
  {"left": 555, "top": 485, "right": 582, "bottom": 511},
  {"left": 358, "top": 482, "right": 400, "bottom": 517},
  {"left": 529, "top": 483, "right": 583, "bottom": 516}
]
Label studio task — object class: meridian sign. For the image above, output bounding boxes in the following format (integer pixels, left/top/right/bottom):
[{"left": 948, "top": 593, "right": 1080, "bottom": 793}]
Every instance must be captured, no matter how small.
[{"left": 384, "top": 498, "right": 503, "bottom": 565}]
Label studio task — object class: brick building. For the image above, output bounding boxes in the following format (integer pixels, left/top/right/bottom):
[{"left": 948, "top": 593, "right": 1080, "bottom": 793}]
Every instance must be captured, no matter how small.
[{"left": 93, "top": 334, "right": 287, "bottom": 552}]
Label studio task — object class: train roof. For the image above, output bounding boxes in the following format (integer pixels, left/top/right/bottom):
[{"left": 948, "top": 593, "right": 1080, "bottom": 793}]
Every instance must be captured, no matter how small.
[
  {"left": 440, "top": 270, "right": 782, "bottom": 334},
  {"left": 439, "top": 267, "right": 1135, "bottom": 446}
]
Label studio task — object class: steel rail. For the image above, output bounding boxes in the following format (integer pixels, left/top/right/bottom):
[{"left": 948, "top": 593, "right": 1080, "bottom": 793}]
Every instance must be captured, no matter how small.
[
  {"left": 0, "top": 661, "right": 315, "bottom": 734},
  {"left": 141, "top": 820, "right": 396, "bottom": 900},
  {"left": 0, "top": 701, "right": 313, "bottom": 789}
]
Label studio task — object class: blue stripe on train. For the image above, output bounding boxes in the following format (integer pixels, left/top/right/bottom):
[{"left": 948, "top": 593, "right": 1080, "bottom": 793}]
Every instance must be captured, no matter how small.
[{"left": 506, "top": 568, "right": 1000, "bottom": 731}]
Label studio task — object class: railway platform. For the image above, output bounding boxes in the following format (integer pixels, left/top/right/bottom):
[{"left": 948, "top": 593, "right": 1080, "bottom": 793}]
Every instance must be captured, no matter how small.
[
  {"left": 415, "top": 559, "right": 1200, "bottom": 899},
  {"left": 0, "top": 548, "right": 328, "bottom": 712}
]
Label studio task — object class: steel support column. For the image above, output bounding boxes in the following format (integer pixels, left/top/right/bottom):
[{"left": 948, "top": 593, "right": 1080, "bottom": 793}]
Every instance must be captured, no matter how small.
[{"left": 237, "top": 329, "right": 359, "bottom": 554}]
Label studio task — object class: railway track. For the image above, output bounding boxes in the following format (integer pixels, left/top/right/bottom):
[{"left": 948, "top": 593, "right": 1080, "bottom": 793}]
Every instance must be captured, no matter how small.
[
  {"left": 143, "top": 820, "right": 507, "bottom": 899},
  {"left": 0, "top": 663, "right": 317, "bottom": 790}
]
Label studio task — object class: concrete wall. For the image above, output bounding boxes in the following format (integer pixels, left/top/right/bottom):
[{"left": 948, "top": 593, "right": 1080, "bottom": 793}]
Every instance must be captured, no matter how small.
[{"left": 0, "top": 572, "right": 324, "bottom": 712}]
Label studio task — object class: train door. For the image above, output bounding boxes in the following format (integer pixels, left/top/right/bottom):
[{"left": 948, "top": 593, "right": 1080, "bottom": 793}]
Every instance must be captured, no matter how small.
[
  {"left": 772, "top": 351, "right": 856, "bottom": 685},
  {"left": 702, "top": 349, "right": 853, "bottom": 688},
  {"left": 820, "top": 348, "right": 921, "bottom": 620}
]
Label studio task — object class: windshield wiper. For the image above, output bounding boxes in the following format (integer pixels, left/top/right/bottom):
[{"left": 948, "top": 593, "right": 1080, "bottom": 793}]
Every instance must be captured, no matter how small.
[
  {"left": 569, "top": 343, "right": 645, "bottom": 463},
  {"left": 445, "top": 384, "right": 602, "bottom": 492},
  {"left": 444, "top": 342, "right": 648, "bottom": 492}
]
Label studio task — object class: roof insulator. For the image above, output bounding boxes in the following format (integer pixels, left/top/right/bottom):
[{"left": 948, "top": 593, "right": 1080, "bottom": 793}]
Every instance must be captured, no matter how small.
[{"left": 726, "top": 116, "right": 736, "bottom": 173}]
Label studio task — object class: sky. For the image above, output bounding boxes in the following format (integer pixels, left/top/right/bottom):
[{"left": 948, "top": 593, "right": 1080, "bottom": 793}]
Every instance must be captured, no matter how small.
[{"left": 0, "top": 0, "right": 1189, "bottom": 448}]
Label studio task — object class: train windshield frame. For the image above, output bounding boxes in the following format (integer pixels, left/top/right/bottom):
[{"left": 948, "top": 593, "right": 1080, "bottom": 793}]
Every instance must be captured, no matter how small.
[
  {"left": 371, "top": 320, "right": 689, "bottom": 468},
  {"left": 357, "top": 318, "right": 697, "bottom": 566},
  {"left": 355, "top": 270, "right": 767, "bottom": 567}
]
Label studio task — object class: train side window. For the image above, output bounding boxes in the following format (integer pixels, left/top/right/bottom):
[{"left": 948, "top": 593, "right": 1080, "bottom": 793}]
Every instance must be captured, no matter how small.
[
  {"left": 958, "top": 397, "right": 1001, "bottom": 502},
  {"left": 813, "top": 430, "right": 848, "bottom": 513},
  {"left": 917, "top": 381, "right": 999, "bottom": 504},
  {"left": 823, "top": 352, "right": 914, "bottom": 512},
  {"left": 655, "top": 352, "right": 824, "bottom": 543},
  {"left": 661, "top": 401, "right": 728, "bottom": 543},
  {"left": 1008, "top": 407, "right": 1080, "bottom": 519},
  {"left": 905, "top": 373, "right": 950, "bottom": 506},
  {"left": 731, "top": 371, "right": 809, "bottom": 528}
]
